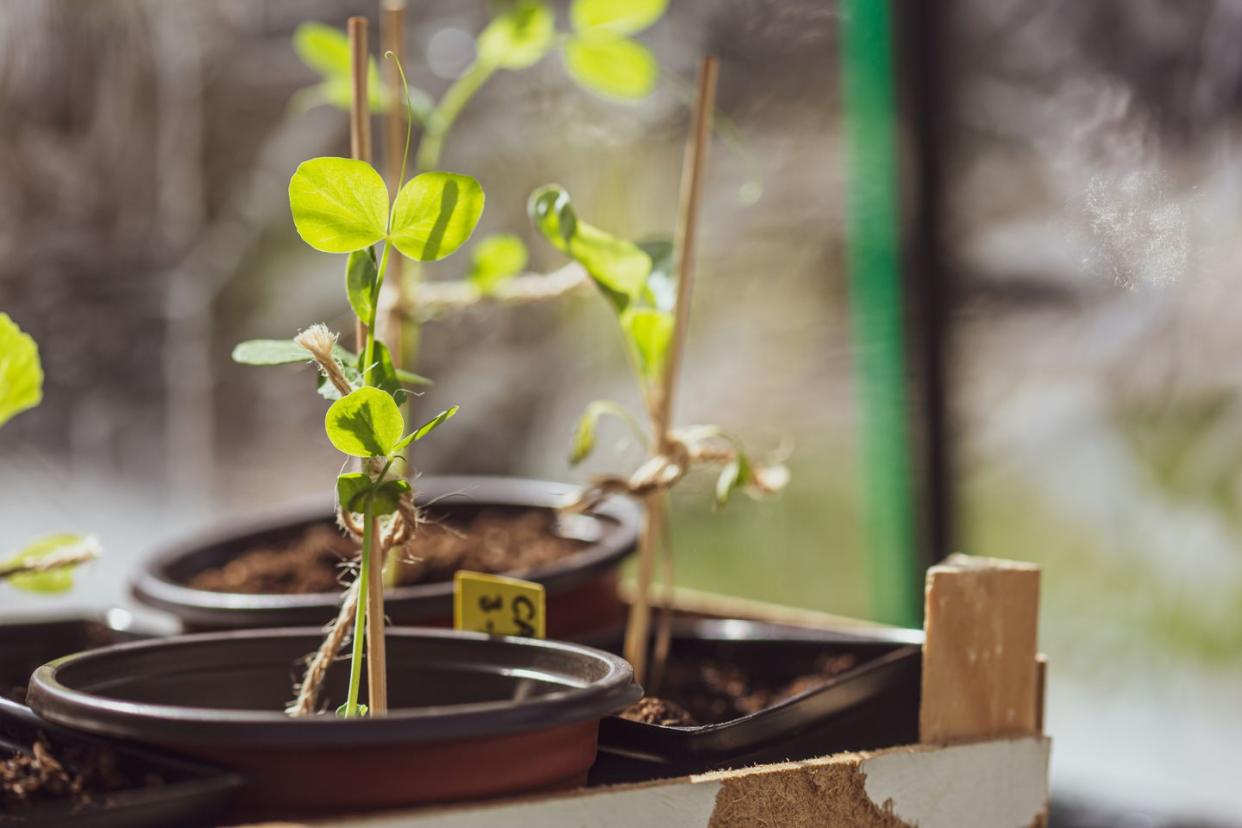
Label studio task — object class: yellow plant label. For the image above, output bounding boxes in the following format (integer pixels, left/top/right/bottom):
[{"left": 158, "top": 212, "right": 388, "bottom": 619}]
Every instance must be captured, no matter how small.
[{"left": 453, "top": 570, "right": 546, "bottom": 638}]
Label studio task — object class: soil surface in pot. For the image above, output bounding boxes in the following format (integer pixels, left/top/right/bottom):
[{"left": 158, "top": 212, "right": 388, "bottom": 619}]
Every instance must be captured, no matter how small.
[
  {"left": 1, "top": 736, "right": 161, "bottom": 812},
  {"left": 621, "top": 651, "right": 859, "bottom": 726},
  {"left": 186, "top": 510, "right": 585, "bottom": 595}
]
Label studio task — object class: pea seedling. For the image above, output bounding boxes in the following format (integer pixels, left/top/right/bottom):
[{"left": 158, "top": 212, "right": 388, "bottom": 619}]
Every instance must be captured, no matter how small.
[
  {"left": 234, "top": 52, "right": 484, "bottom": 716},
  {"left": 289, "top": 0, "right": 670, "bottom": 364},
  {"left": 526, "top": 60, "right": 788, "bottom": 686},
  {"left": 0, "top": 313, "right": 100, "bottom": 592}
]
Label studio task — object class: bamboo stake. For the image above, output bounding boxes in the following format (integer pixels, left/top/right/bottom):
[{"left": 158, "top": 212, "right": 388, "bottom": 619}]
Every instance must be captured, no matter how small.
[
  {"left": 347, "top": 15, "right": 388, "bottom": 715},
  {"left": 381, "top": 0, "right": 406, "bottom": 368},
  {"left": 623, "top": 56, "right": 718, "bottom": 686}
]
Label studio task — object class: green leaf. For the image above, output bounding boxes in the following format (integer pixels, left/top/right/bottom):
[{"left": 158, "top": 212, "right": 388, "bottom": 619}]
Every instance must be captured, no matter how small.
[
  {"left": 477, "top": 0, "right": 555, "bottom": 70},
  {"left": 289, "top": 157, "right": 389, "bottom": 254},
  {"left": 336, "top": 702, "right": 369, "bottom": 717},
  {"left": 0, "top": 313, "right": 43, "bottom": 429},
  {"left": 336, "top": 472, "right": 372, "bottom": 513},
  {"left": 3, "top": 534, "right": 92, "bottom": 594},
  {"left": 563, "top": 34, "right": 658, "bottom": 101},
  {"left": 389, "top": 172, "right": 485, "bottom": 262},
  {"left": 325, "top": 386, "right": 405, "bottom": 458},
  {"left": 528, "top": 185, "right": 650, "bottom": 310},
  {"left": 293, "top": 23, "right": 390, "bottom": 112},
  {"left": 361, "top": 341, "right": 406, "bottom": 405},
  {"left": 370, "top": 479, "right": 412, "bottom": 515},
  {"left": 468, "top": 234, "right": 528, "bottom": 295},
  {"left": 345, "top": 249, "right": 379, "bottom": 325},
  {"left": 570, "top": 0, "right": 667, "bottom": 35},
  {"left": 394, "top": 405, "right": 459, "bottom": 451},
  {"left": 569, "top": 400, "right": 647, "bottom": 465},
  {"left": 715, "top": 453, "right": 752, "bottom": 509},
  {"left": 231, "top": 339, "right": 311, "bottom": 366},
  {"left": 620, "top": 307, "right": 673, "bottom": 386}
]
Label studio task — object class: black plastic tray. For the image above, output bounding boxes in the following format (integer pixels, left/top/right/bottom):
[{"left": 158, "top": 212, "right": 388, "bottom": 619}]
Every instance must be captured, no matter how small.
[
  {"left": 0, "top": 696, "right": 241, "bottom": 827},
  {"left": 0, "top": 615, "right": 152, "bottom": 706},
  {"left": 590, "top": 619, "right": 922, "bottom": 783}
]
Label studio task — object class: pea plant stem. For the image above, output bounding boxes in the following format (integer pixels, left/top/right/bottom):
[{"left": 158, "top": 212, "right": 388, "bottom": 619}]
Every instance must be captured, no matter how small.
[
  {"left": 344, "top": 497, "right": 375, "bottom": 717},
  {"left": 623, "top": 55, "right": 718, "bottom": 687}
]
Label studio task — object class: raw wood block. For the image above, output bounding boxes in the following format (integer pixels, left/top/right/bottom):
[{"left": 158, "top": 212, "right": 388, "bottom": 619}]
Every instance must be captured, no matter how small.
[{"left": 920, "top": 554, "right": 1041, "bottom": 744}]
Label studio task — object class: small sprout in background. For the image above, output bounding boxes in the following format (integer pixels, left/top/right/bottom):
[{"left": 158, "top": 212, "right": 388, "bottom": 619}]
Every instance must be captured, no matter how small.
[
  {"left": 467, "top": 234, "right": 528, "bottom": 296},
  {"left": 527, "top": 185, "right": 790, "bottom": 506},
  {"left": 0, "top": 313, "right": 101, "bottom": 591},
  {"left": 290, "top": 21, "right": 432, "bottom": 119}
]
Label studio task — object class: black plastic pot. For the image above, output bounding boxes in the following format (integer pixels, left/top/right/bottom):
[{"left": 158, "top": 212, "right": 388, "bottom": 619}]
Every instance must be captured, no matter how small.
[
  {"left": 26, "top": 627, "right": 641, "bottom": 817},
  {"left": 0, "top": 613, "right": 155, "bottom": 707},
  {"left": 590, "top": 619, "right": 922, "bottom": 784},
  {"left": 0, "top": 696, "right": 240, "bottom": 827},
  {"left": 131, "top": 476, "right": 640, "bottom": 639}
]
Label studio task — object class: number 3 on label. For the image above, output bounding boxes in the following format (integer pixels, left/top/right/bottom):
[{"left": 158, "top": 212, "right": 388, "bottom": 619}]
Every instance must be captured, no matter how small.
[{"left": 453, "top": 571, "right": 546, "bottom": 639}]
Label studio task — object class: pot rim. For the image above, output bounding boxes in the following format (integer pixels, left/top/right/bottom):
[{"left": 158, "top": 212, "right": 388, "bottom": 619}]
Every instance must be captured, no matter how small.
[
  {"left": 130, "top": 476, "right": 641, "bottom": 626},
  {"left": 26, "top": 627, "right": 641, "bottom": 748}
]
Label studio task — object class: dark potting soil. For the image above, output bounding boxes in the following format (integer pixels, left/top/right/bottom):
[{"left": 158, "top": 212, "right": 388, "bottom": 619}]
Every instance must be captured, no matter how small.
[
  {"left": 621, "top": 651, "right": 860, "bottom": 727},
  {"left": 0, "top": 736, "right": 160, "bottom": 814},
  {"left": 186, "top": 510, "right": 586, "bottom": 595}
]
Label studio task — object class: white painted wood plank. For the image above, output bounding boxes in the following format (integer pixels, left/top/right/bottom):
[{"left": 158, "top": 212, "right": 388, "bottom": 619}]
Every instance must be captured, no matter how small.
[{"left": 861, "top": 738, "right": 1050, "bottom": 828}]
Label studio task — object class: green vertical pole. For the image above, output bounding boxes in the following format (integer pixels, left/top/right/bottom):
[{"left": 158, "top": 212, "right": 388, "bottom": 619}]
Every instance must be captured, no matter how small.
[{"left": 840, "top": 0, "right": 922, "bottom": 627}]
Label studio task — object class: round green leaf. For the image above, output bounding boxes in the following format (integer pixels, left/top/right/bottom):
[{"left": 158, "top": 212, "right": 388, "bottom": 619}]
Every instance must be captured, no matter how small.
[
  {"left": 4, "top": 534, "right": 93, "bottom": 594},
  {"left": 477, "top": 1, "right": 556, "bottom": 70},
  {"left": 620, "top": 307, "right": 673, "bottom": 386},
  {"left": 563, "top": 34, "right": 658, "bottom": 101},
  {"left": 0, "top": 313, "right": 43, "bottom": 429},
  {"left": 289, "top": 158, "right": 389, "bottom": 253},
  {"left": 570, "top": 0, "right": 667, "bottom": 36},
  {"left": 324, "top": 386, "right": 404, "bottom": 458},
  {"left": 468, "top": 234, "right": 528, "bottom": 294},
  {"left": 389, "top": 172, "right": 484, "bottom": 262}
]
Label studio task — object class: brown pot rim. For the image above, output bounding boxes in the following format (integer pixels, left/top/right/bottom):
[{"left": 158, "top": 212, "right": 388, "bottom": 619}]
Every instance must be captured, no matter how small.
[
  {"left": 26, "top": 627, "right": 641, "bottom": 748},
  {"left": 130, "top": 476, "right": 641, "bottom": 629}
]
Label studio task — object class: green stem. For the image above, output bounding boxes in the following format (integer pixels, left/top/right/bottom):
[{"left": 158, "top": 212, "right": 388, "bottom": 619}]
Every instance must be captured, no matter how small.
[
  {"left": 401, "top": 60, "right": 494, "bottom": 371},
  {"left": 344, "top": 496, "right": 375, "bottom": 717},
  {"left": 414, "top": 60, "right": 495, "bottom": 174}
]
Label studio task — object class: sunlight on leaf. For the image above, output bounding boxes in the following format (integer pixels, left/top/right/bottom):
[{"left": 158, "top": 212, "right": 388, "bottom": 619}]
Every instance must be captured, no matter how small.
[
  {"left": 289, "top": 158, "right": 389, "bottom": 253},
  {"left": 389, "top": 173, "right": 484, "bottom": 262},
  {"left": 4, "top": 534, "right": 94, "bottom": 594},
  {"left": 468, "top": 234, "right": 528, "bottom": 295},
  {"left": 0, "top": 313, "right": 42, "bottom": 429},
  {"left": 325, "top": 386, "right": 404, "bottom": 458},
  {"left": 528, "top": 185, "right": 649, "bottom": 309},
  {"left": 477, "top": 0, "right": 556, "bottom": 70},
  {"left": 570, "top": 0, "right": 667, "bottom": 35},
  {"left": 563, "top": 34, "right": 658, "bottom": 101},
  {"left": 620, "top": 307, "right": 674, "bottom": 387},
  {"left": 231, "top": 339, "right": 312, "bottom": 366}
]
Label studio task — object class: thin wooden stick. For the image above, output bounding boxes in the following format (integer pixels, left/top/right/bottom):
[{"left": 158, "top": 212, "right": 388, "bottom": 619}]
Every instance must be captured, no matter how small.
[
  {"left": 348, "top": 16, "right": 372, "bottom": 356},
  {"left": 381, "top": 0, "right": 406, "bottom": 367},
  {"left": 348, "top": 14, "right": 388, "bottom": 716},
  {"left": 623, "top": 55, "right": 718, "bottom": 685}
]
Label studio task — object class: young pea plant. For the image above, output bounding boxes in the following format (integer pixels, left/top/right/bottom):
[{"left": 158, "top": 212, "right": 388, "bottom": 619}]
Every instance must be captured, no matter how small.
[
  {"left": 528, "top": 185, "right": 789, "bottom": 506},
  {"left": 289, "top": 0, "right": 670, "bottom": 361},
  {"left": 0, "top": 314, "right": 100, "bottom": 592},
  {"left": 234, "top": 56, "right": 485, "bottom": 716},
  {"left": 528, "top": 184, "right": 789, "bottom": 684}
]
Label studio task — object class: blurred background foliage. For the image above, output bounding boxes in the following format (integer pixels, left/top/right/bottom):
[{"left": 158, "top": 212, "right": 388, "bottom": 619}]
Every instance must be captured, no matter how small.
[{"left": 1, "top": 0, "right": 1241, "bottom": 823}]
